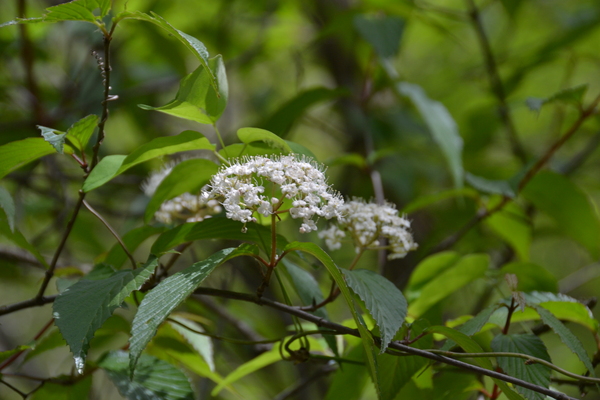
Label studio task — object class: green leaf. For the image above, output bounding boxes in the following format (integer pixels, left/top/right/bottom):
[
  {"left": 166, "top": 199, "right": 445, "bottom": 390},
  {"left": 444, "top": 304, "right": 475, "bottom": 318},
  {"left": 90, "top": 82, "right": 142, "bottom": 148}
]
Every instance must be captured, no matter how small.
[
  {"left": 117, "top": 11, "right": 218, "bottom": 94},
  {"left": 29, "top": 375, "right": 92, "bottom": 400},
  {"left": 100, "top": 350, "right": 194, "bottom": 400},
  {"left": 38, "top": 126, "right": 67, "bottom": 154},
  {"left": 139, "top": 56, "right": 228, "bottom": 125},
  {"left": 129, "top": 245, "right": 257, "bottom": 373},
  {"left": 168, "top": 315, "right": 215, "bottom": 372},
  {"left": 342, "top": 269, "right": 407, "bottom": 353},
  {"left": 150, "top": 217, "right": 286, "bottom": 255},
  {"left": 398, "top": 82, "right": 464, "bottom": 189},
  {"left": 408, "top": 254, "right": 489, "bottom": 317},
  {"left": 219, "top": 142, "right": 284, "bottom": 159},
  {"left": 377, "top": 319, "right": 432, "bottom": 400},
  {"left": 486, "top": 201, "right": 532, "bottom": 261},
  {"left": 105, "top": 226, "right": 167, "bottom": 268},
  {"left": 521, "top": 170, "right": 600, "bottom": 258},
  {"left": 0, "top": 137, "right": 54, "bottom": 180},
  {"left": 532, "top": 305, "right": 596, "bottom": 378},
  {"left": 144, "top": 159, "right": 218, "bottom": 223},
  {"left": 406, "top": 251, "right": 460, "bottom": 294},
  {"left": 440, "top": 305, "right": 499, "bottom": 351},
  {"left": 401, "top": 188, "right": 478, "bottom": 214},
  {"left": 491, "top": 334, "right": 551, "bottom": 400},
  {"left": 499, "top": 262, "right": 558, "bottom": 292},
  {"left": 282, "top": 241, "right": 382, "bottom": 399},
  {"left": 210, "top": 345, "right": 282, "bottom": 396},
  {"left": 0, "top": 209, "right": 49, "bottom": 268},
  {"left": 23, "top": 329, "right": 66, "bottom": 363},
  {"left": 466, "top": 173, "right": 515, "bottom": 197},
  {"left": 0, "top": 186, "right": 15, "bottom": 232},
  {"left": 261, "top": 87, "right": 348, "bottom": 137},
  {"left": 324, "top": 343, "right": 370, "bottom": 400},
  {"left": 4, "top": 0, "right": 112, "bottom": 26},
  {"left": 285, "top": 140, "right": 317, "bottom": 158},
  {"left": 83, "top": 130, "right": 215, "bottom": 192},
  {"left": 429, "top": 326, "right": 524, "bottom": 400},
  {"left": 237, "top": 127, "right": 292, "bottom": 153},
  {"left": 65, "top": 115, "right": 98, "bottom": 153},
  {"left": 53, "top": 257, "right": 158, "bottom": 373},
  {"left": 354, "top": 14, "right": 405, "bottom": 59},
  {"left": 0, "top": 344, "right": 33, "bottom": 363},
  {"left": 525, "top": 84, "right": 588, "bottom": 112}
]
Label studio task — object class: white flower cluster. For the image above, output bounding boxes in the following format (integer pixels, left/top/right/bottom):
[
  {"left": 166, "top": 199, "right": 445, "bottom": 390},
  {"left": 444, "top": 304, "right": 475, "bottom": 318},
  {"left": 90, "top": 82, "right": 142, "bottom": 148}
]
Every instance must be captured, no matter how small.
[
  {"left": 318, "top": 198, "right": 418, "bottom": 260},
  {"left": 201, "top": 155, "right": 344, "bottom": 233}
]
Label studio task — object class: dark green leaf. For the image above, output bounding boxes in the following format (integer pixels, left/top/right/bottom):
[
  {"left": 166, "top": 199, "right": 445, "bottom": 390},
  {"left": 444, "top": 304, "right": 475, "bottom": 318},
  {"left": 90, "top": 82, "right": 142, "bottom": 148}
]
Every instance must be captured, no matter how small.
[
  {"left": 466, "top": 173, "right": 515, "bottom": 197},
  {"left": 129, "top": 245, "right": 257, "bottom": 373},
  {"left": 521, "top": 170, "right": 600, "bottom": 258},
  {"left": 139, "top": 56, "right": 228, "bottom": 125},
  {"left": 0, "top": 210, "right": 49, "bottom": 268},
  {"left": 29, "top": 375, "right": 92, "bottom": 400},
  {"left": 401, "top": 188, "right": 479, "bottom": 214},
  {"left": 0, "top": 137, "right": 54, "bottom": 179},
  {"left": 105, "top": 226, "right": 167, "bottom": 268},
  {"left": 285, "top": 140, "right": 317, "bottom": 158},
  {"left": 237, "top": 127, "right": 292, "bottom": 153},
  {"left": 440, "top": 305, "right": 499, "bottom": 351},
  {"left": 500, "top": 0, "right": 524, "bottom": 17},
  {"left": 65, "top": 115, "right": 98, "bottom": 153},
  {"left": 144, "top": 159, "right": 218, "bottom": 223},
  {"left": 324, "top": 344, "right": 370, "bottom": 400},
  {"left": 500, "top": 262, "right": 558, "bottom": 292},
  {"left": 0, "top": 186, "right": 15, "bottom": 232},
  {"left": 53, "top": 257, "right": 158, "bottom": 373},
  {"left": 342, "top": 269, "right": 407, "bottom": 353},
  {"left": 398, "top": 82, "right": 464, "bottom": 189},
  {"left": 491, "top": 334, "right": 551, "bottom": 400},
  {"left": 83, "top": 130, "right": 215, "bottom": 192},
  {"left": 100, "top": 350, "right": 194, "bottom": 400},
  {"left": 533, "top": 305, "right": 596, "bottom": 378},
  {"left": 353, "top": 14, "right": 405, "bottom": 59}
]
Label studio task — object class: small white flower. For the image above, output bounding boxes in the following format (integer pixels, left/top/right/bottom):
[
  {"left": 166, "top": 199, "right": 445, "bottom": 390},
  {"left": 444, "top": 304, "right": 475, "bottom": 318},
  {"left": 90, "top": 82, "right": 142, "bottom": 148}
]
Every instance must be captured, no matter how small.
[
  {"left": 319, "top": 198, "right": 418, "bottom": 260},
  {"left": 202, "top": 154, "right": 344, "bottom": 232}
]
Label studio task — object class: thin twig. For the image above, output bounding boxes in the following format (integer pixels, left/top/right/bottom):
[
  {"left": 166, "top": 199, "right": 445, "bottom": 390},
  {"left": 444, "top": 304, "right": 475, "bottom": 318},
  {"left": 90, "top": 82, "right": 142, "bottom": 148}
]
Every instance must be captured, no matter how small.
[
  {"left": 0, "top": 295, "right": 57, "bottom": 317},
  {"left": 167, "top": 317, "right": 281, "bottom": 345},
  {"left": 82, "top": 200, "right": 136, "bottom": 269}
]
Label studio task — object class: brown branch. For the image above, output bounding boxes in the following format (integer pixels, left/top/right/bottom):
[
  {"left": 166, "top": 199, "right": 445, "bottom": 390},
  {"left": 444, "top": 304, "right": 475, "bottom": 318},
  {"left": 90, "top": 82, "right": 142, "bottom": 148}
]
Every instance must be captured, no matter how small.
[{"left": 0, "top": 295, "right": 57, "bottom": 317}]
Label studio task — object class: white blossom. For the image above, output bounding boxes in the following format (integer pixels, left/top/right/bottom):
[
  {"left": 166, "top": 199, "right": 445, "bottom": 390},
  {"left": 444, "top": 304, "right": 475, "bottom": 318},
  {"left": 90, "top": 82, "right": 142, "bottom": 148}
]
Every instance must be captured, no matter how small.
[
  {"left": 202, "top": 154, "right": 344, "bottom": 232},
  {"left": 318, "top": 198, "right": 418, "bottom": 260}
]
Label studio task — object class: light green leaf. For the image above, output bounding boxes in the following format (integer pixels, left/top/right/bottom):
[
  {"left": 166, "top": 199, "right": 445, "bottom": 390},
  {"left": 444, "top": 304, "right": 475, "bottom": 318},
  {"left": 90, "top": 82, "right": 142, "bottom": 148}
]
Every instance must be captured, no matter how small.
[
  {"left": 0, "top": 186, "right": 15, "bottom": 232},
  {"left": 150, "top": 217, "right": 286, "bottom": 255},
  {"left": 237, "top": 127, "right": 292, "bottom": 153},
  {"left": 144, "top": 159, "right": 218, "bottom": 223},
  {"left": 104, "top": 226, "right": 167, "bottom": 268},
  {"left": 440, "top": 305, "right": 499, "bottom": 351},
  {"left": 491, "top": 334, "right": 551, "bottom": 400},
  {"left": 53, "top": 257, "right": 158, "bottom": 373},
  {"left": 3, "top": 0, "right": 111, "bottom": 26},
  {"left": 219, "top": 142, "right": 284, "bottom": 159},
  {"left": 354, "top": 14, "right": 405, "bottom": 59},
  {"left": 282, "top": 242, "right": 381, "bottom": 399},
  {"left": 129, "top": 245, "right": 258, "bottom": 373},
  {"left": 342, "top": 269, "right": 407, "bottom": 353},
  {"left": 65, "top": 115, "right": 98, "bottom": 153},
  {"left": 466, "top": 173, "right": 515, "bottom": 197},
  {"left": 100, "top": 350, "right": 194, "bottom": 400},
  {"left": 0, "top": 344, "right": 33, "bottom": 363},
  {"left": 38, "top": 126, "right": 67, "bottom": 154},
  {"left": 168, "top": 316, "right": 214, "bottom": 372},
  {"left": 139, "top": 56, "right": 228, "bottom": 125},
  {"left": 117, "top": 11, "right": 217, "bottom": 93},
  {"left": 521, "top": 170, "right": 600, "bottom": 258},
  {"left": 211, "top": 345, "right": 282, "bottom": 396},
  {"left": 398, "top": 82, "right": 463, "bottom": 189},
  {"left": 29, "top": 375, "right": 92, "bottom": 400},
  {"left": 406, "top": 251, "right": 460, "bottom": 294},
  {"left": 500, "top": 262, "right": 557, "bottom": 292},
  {"left": 0, "top": 137, "right": 54, "bottom": 180},
  {"left": 533, "top": 305, "right": 596, "bottom": 378},
  {"left": 83, "top": 130, "right": 215, "bottom": 192},
  {"left": 429, "top": 326, "right": 524, "bottom": 400},
  {"left": 408, "top": 254, "right": 489, "bottom": 317},
  {"left": 486, "top": 201, "right": 532, "bottom": 261}
]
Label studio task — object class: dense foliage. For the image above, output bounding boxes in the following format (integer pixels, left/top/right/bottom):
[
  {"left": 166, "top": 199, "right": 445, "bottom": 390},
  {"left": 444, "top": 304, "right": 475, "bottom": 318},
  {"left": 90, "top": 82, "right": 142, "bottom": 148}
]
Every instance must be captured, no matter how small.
[{"left": 1, "top": 0, "right": 600, "bottom": 399}]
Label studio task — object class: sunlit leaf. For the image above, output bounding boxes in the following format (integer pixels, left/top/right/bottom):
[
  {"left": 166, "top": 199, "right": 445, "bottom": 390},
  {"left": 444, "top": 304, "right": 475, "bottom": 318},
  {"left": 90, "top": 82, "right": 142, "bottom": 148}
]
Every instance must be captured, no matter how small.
[
  {"left": 65, "top": 115, "right": 98, "bottom": 153},
  {"left": 486, "top": 201, "right": 532, "bottom": 261}
]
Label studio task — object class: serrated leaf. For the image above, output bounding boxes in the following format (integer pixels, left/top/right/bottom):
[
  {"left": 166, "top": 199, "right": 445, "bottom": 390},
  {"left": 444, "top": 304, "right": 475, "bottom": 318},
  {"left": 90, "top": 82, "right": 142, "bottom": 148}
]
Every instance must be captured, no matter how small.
[
  {"left": 100, "top": 350, "right": 194, "bottom": 400},
  {"left": 491, "top": 334, "right": 551, "bottom": 400},
  {"left": 408, "top": 254, "right": 489, "bottom": 317},
  {"left": 65, "top": 115, "right": 98, "bottom": 153},
  {"left": 144, "top": 159, "right": 218, "bottom": 223},
  {"left": 237, "top": 127, "right": 292, "bottom": 153},
  {"left": 117, "top": 11, "right": 218, "bottom": 94},
  {"left": 105, "top": 226, "right": 167, "bottom": 268},
  {"left": 139, "top": 56, "right": 228, "bottom": 125},
  {"left": 168, "top": 315, "right": 214, "bottom": 372},
  {"left": 44, "top": 0, "right": 110, "bottom": 22},
  {"left": 0, "top": 186, "right": 15, "bottom": 232},
  {"left": 466, "top": 173, "right": 515, "bottom": 197},
  {"left": 53, "top": 257, "right": 158, "bottom": 373},
  {"left": 429, "top": 326, "right": 524, "bottom": 400},
  {"left": 342, "top": 269, "right": 407, "bottom": 353},
  {"left": 398, "top": 82, "right": 463, "bottom": 189},
  {"left": 353, "top": 14, "right": 405, "bottom": 59},
  {"left": 282, "top": 242, "right": 381, "bottom": 399},
  {"left": 38, "top": 126, "right": 67, "bottom": 154},
  {"left": 29, "top": 374, "right": 92, "bottom": 400},
  {"left": 500, "top": 262, "right": 557, "bottom": 292},
  {"left": 150, "top": 217, "right": 286, "bottom": 255},
  {"left": 532, "top": 305, "right": 596, "bottom": 378},
  {"left": 0, "top": 137, "right": 55, "bottom": 179},
  {"left": 83, "top": 130, "right": 215, "bottom": 192},
  {"left": 129, "top": 245, "right": 257, "bottom": 373},
  {"left": 377, "top": 319, "right": 432, "bottom": 400},
  {"left": 521, "top": 170, "right": 600, "bottom": 258}
]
